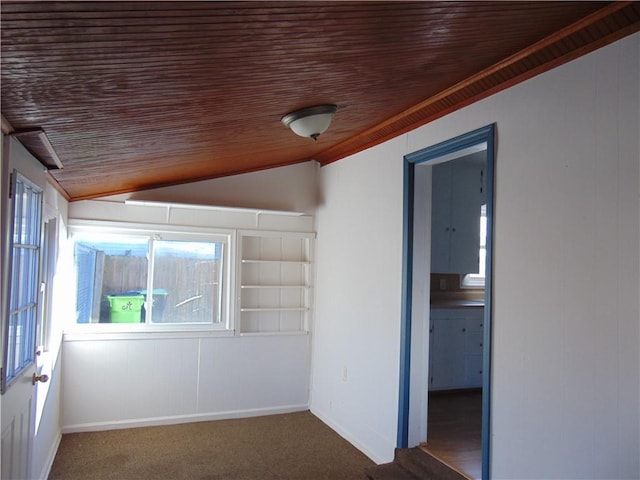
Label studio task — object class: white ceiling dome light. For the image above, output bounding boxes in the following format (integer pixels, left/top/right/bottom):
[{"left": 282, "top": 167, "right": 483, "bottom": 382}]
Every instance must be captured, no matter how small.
[{"left": 281, "top": 104, "right": 337, "bottom": 141}]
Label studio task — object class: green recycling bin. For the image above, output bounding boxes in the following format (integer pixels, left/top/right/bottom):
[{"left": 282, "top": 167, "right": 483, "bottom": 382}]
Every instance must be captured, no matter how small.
[{"left": 107, "top": 294, "right": 145, "bottom": 323}]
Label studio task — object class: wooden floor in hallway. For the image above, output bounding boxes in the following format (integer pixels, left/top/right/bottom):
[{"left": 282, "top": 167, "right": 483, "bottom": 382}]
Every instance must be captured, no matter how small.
[{"left": 421, "top": 390, "right": 483, "bottom": 480}]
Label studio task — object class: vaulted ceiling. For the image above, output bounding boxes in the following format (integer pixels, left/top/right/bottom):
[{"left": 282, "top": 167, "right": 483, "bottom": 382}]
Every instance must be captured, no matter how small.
[{"left": 2, "top": 1, "right": 639, "bottom": 201}]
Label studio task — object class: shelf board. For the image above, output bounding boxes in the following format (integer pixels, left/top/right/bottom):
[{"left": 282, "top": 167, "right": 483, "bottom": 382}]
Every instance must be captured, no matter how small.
[{"left": 125, "top": 200, "right": 307, "bottom": 217}]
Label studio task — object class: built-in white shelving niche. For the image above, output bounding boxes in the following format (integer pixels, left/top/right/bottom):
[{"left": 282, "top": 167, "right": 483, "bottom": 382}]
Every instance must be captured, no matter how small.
[{"left": 238, "top": 232, "right": 313, "bottom": 335}]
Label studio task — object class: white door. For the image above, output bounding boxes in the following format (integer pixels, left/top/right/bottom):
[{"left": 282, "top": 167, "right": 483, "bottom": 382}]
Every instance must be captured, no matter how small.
[
  {"left": 1, "top": 369, "right": 36, "bottom": 480},
  {"left": 1, "top": 137, "right": 47, "bottom": 480}
]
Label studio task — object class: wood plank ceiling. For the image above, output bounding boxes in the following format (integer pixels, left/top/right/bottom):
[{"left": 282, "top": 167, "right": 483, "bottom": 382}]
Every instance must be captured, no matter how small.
[{"left": 2, "top": 1, "right": 639, "bottom": 201}]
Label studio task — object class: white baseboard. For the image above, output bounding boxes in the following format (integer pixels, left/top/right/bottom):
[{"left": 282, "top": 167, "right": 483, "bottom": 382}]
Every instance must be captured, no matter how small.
[
  {"left": 61, "top": 404, "right": 309, "bottom": 434},
  {"left": 310, "top": 405, "right": 392, "bottom": 465},
  {"left": 36, "top": 430, "right": 62, "bottom": 480}
]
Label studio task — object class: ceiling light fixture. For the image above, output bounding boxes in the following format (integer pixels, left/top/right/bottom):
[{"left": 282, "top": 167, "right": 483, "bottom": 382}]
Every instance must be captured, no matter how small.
[{"left": 281, "top": 104, "right": 337, "bottom": 141}]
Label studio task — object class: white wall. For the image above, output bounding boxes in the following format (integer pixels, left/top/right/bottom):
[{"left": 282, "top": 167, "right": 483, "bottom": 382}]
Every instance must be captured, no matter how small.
[
  {"left": 62, "top": 163, "right": 316, "bottom": 432},
  {"left": 104, "top": 160, "right": 319, "bottom": 215},
  {"left": 32, "top": 347, "right": 63, "bottom": 480},
  {"left": 311, "top": 135, "right": 406, "bottom": 463},
  {"left": 62, "top": 334, "right": 310, "bottom": 431},
  {"left": 311, "top": 32, "right": 639, "bottom": 478}
]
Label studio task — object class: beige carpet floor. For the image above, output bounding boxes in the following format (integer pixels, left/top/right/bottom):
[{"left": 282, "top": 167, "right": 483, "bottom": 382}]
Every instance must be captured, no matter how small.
[{"left": 48, "top": 411, "right": 375, "bottom": 480}]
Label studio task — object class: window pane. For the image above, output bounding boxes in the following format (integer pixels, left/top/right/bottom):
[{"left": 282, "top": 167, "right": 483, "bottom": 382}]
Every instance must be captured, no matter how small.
[
  {"left": 74, "top": 234, "right": 149, "bottom": 323},
  {"left": 3, "top": 173, "right": 42, "bottom": 389},
  {"left": 462, "top": 204, "right": 487, "bottom": 287},
  {"left": 151, "top": 240, "right": 223, "bottom": 324}
]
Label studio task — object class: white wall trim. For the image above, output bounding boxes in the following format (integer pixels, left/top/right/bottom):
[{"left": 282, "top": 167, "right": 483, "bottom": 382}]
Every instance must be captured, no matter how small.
[
  {"left": 124, "top": 199, "right": 308, "bottom": 217},
  {"left": 35, "top": 431, "right": 61, "bottom": 480},
  {"left": 69, "top": 199, "right": 315, "bottom": 233},
  {"left": 61, "top": 404, "right": 310, "bottom": 434}
]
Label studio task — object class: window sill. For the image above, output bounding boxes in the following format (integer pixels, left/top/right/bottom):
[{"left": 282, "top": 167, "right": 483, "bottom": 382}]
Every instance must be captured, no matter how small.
[{"left": 63, "top": 326, "right": 236, "bottom": 342}]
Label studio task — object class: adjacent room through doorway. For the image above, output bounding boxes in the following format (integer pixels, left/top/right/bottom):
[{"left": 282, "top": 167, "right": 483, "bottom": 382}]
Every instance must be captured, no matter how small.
[{"left": 399, "top": 124, "right": 495, "bottom": 480}]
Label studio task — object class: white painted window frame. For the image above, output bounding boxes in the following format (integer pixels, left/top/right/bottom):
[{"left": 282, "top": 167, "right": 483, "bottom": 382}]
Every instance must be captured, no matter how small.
[{"left": 67, "top": 220, "right": 237, "bottom": 335}]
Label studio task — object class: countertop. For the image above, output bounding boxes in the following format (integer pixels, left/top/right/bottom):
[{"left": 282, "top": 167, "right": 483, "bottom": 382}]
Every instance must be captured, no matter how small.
[
  {"left": 430, "top": 299, "right": 484, "bottom": 309},
  {"left": 430, "top": 292, "right": 485, "bottom": 309}
]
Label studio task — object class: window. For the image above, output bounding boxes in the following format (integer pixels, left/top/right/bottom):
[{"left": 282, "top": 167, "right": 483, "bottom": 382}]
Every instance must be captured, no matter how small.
[
  {"left": 72, "top": 228, "right": 230, "bottom": 329},
  {"left": 462, "top": 204, "right": 487, "bottom": 288},
  {"left": 2, "top": 172, "right": 43, "bottom": 391}
]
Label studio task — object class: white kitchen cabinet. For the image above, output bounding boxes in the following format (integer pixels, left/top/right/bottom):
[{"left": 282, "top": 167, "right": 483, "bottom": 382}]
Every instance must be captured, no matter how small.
[
  {"left": 429, "top": 307, "right": 484, "bottom": 390},
  {"left": 238, "top": 231, "right": 313, "bottom": 335},
  {"left": 431, "top": 157, "right": 486, "bottom": 274}
]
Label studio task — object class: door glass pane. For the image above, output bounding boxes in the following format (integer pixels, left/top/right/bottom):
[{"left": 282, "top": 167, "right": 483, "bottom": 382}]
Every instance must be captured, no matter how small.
[{"left": 3, "top": 173, "right": 42, "bottom": 390}]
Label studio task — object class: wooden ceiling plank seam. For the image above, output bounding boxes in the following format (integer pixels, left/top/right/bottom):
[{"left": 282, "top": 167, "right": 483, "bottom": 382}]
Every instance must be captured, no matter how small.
[
  {"left": 0, "top": 3, "right": 606, "bottom": 40},
  {"left": 621, "top": 4, "right": 640, "bottom": 24},
  {"left": 3, "top": 45, "right": 568, "bottom": 76},
  {"left": 0, "top": 32, "right": 539, "bottom": 54},
  {"left": 590, "top": 18, "right": 615, "bottom": 40},
  {"left": 0, "top": 25, "right": 570, "bottom": 50},
  {"left": 0, "top": 18, "right": 457, "bottom": 38},
  {"left": 0, "top": 5, "right": 484, "bottom": 25},
  {"left": 0, "top": 0, "right": 537, "bottom": 13},
  {"left": 0, "top": 19, "right": 602, "bottom": 47},
  {"left": 3, "top": 0, "right": 568, "bottom": 13},
  {"left": 545, "top": 41, "right": 566, "bottom": 61},
  {"left": 0, "top": 2, "right": 453, "bottom": 17},
  {"left": 536, "top": 45, "right": 560, "bottom": 65},
  {"left": 572, "top": 29, "right": 594, "bottom": 51},
  {"left": 0, "top": 7, "right": 596, "bottom": 30},
  {"left": 2, "top": 18, "right": 596, "bottom": 54},
  {"left": 0, "top": 1, "right": 566, "bottom": 20},
  {"left": 0, "top": 7, "right": 441, "bottom": 21},
  {"left": 0, "top": 9, "right": 485, "bottom": 32},
  {"left": 0, "top": 48, "right": 526, "bottom": 73},
  {"left": 0, "top": 68, "right": 491, "bottom": 94},
  {"left": 0, "top": 16, "right": 595, "bottom": 41},
  {"left": 0, "top": 41, "right": 492, "bottom": 66}
]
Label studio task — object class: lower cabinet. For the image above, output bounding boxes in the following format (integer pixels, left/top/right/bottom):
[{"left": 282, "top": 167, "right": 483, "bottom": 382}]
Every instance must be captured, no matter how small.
[{"left": 429, "top": 307, "right": 484, "bottom": 391}]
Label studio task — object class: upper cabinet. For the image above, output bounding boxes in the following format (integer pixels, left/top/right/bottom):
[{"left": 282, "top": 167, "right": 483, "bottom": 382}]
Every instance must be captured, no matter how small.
[{"left": 431, "top": 154, "right": 486, "bottom": 274}]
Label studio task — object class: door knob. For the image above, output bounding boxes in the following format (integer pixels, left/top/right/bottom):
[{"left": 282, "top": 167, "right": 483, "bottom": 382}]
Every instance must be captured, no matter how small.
[{"left": 32, "top": 373, "right": 49, "bottom": 385}]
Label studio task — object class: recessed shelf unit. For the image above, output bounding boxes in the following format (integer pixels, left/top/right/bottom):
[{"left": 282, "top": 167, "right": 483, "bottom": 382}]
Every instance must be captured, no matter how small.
[{"left": 238, "top": 231, "right": 313, "bottom": 334}]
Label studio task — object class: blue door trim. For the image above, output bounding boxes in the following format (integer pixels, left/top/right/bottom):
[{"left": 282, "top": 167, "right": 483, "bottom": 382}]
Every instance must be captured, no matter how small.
[
  {"left": 397, "top": 157, "right": 414, "bottom": 447},
  {"left": 398, "top": 124, "right": 495, "bottom": 479}
]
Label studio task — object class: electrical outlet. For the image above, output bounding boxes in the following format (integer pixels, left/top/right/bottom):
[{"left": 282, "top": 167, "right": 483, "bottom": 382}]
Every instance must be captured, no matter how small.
[
  {"left": 439, "top": 279, "right": 447, "bottom": 290},
  {"left": 342, "top": 366, "right": 348, "bottom": 382}
]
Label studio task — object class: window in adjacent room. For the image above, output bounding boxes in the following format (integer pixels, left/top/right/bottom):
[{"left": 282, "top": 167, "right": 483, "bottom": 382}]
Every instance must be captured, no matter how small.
[{"left": 461, "top": 203, "right": 487, "bottom": 288}]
